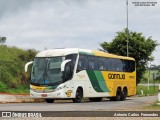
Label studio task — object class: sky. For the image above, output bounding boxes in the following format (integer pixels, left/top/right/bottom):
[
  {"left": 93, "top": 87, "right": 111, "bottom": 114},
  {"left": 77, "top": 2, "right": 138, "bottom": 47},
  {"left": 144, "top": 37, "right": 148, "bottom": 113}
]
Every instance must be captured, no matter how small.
[{"left": 0, "top": 0, "right": 159, "bottom": 65}]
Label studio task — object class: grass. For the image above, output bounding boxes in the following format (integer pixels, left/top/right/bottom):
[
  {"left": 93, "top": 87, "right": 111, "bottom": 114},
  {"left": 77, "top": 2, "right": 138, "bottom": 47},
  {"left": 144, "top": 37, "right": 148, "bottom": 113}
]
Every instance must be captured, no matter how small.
[
  {"left": 136, "top": 86, "right": 159, "bottom": 96},
  {"left": 143, "top": 101, "right": 160, "bottom": 110},
  {"left": 0, "top": 84, "right": 29, "bottom": 94},
  {"left": 5, "top": 88, "right": 29, "bottom": 94}
]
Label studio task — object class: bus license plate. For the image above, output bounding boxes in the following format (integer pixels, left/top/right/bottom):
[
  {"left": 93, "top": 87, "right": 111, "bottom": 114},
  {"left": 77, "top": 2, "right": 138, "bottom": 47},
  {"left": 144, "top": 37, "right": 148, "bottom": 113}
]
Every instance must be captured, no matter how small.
[{"left": 41, "top": 94, "right": 47, "bottom": 97}]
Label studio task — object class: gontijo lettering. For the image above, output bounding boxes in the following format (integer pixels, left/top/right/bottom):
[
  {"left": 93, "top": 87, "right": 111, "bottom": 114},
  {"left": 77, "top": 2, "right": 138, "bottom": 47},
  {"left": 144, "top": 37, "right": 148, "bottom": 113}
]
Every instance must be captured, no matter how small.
[{"left": 108, "top": 73, "right": 125, "bottom": 79}]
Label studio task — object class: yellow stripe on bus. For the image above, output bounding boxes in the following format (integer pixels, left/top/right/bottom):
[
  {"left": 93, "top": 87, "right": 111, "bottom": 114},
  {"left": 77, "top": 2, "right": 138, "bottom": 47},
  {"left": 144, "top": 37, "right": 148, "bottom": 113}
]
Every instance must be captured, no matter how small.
[
  {"left": 31, "top": 85, "right": 46, "bottom": 90},
  {"left": 92, "top": 50, "right": 134, "bottom": 60}
]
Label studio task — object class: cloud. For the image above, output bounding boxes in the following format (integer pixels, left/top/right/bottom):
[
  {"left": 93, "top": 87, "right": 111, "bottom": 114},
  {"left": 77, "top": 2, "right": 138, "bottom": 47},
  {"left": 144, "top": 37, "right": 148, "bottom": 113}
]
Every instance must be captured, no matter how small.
[
  {"left": 0, "top": 0, "right": 159, "bottom": 64},
  {"left": 0, "top": 0, "right": 33, "bottom": 18}
]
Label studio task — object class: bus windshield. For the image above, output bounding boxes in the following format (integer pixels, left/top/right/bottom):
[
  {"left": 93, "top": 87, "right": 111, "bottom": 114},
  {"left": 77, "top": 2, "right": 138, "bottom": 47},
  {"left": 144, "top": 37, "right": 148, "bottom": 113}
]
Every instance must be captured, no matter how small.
[{"left": 31, "top": 57, "right": 64, "bottom": 86}]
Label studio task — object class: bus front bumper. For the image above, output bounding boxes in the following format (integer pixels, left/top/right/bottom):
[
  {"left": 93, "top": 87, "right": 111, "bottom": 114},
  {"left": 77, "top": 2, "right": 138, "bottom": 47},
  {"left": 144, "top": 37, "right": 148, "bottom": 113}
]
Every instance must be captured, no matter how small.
[{"left": 30, "top": 89, "right": 71, "bottom": 99}]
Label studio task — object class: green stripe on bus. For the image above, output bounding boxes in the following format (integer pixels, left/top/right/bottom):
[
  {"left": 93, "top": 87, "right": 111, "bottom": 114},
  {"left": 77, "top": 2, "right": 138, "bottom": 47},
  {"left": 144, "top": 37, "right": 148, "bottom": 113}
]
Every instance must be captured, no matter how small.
[
  {"left": 79, "top": 52, "right": 94, "bottom": 55},
  {"left": 94, "top": 71, "right": 109, "bottom": 92},
  {"left": 93, "top": 71, "right": 105, "bottom": 92},
  {"left": 86, "top": 70, "right": 103, "bottom": 92}
]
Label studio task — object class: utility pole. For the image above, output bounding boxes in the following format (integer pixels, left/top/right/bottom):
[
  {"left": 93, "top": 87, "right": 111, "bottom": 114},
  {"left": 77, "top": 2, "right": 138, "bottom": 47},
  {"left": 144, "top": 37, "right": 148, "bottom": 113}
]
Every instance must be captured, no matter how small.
[
  {"left": 148, "top": 61, "right": 151, "bottom": 91},
  {"left": 126, "top": 0, "right": 129, "bottom": 57}
]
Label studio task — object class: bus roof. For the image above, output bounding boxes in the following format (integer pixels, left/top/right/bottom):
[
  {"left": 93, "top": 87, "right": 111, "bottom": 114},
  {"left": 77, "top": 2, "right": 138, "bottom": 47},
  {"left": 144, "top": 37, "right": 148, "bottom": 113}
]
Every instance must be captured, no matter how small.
[
  {"left": 36, "top": 48, "right": 135, "bottom": 60},
  {"left": 36, "top": 48, "right": 79, "bottom": 57}
]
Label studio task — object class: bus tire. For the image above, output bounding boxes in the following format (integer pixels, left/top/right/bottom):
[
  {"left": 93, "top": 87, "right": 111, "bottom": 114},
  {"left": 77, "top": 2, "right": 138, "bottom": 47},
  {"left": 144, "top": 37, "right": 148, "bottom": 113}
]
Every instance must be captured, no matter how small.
[
  {"left": 115, "top": 88, "right": 122, "bottom": 101},
  {"left": 89, "top": 97, "right": 102, "bottom": 102},
  {"left": 45, "top": 99, "right": 54, "bottom": 103},
  {"left": 122, "top": 88, "right": 128, "bottom": 100},
  {"left": 72, "top": 88, "right": 83, "bottom": 103}
]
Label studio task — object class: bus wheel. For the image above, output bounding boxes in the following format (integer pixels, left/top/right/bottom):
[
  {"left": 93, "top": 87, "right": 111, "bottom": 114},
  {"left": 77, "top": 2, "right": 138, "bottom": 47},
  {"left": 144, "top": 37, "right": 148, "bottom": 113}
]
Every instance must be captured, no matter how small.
[
  {"left": 45, "top": 99, "right": 54, "bottom": 103},
  {"left": 122, "top": 88, "right": 128, "bottom": 100},
  {"left": 72, "top": 88, "right": 83, "bottom": 103},
  {"left": 115, "top": 88, "right": 122, "bottom": 101},
  {"left": 89, "top": 97, "right": 102, "bottom": 102}
]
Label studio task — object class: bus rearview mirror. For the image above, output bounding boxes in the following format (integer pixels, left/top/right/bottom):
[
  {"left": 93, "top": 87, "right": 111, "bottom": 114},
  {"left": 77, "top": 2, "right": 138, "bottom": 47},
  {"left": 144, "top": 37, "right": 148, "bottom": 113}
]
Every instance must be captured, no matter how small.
[
  {"left": 25, "top": 61, "right": 33, "bottom": 72},
  {"left": 61, "top": 59, "right": 71, "bottom": 72}
]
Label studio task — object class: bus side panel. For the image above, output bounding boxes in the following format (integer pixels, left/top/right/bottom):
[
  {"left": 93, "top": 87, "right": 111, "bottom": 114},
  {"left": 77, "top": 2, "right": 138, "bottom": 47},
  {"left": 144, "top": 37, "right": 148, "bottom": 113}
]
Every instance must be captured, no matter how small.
[
  {"left": 71, "top": 71, "right": 136, "bottom": 98},
  {"left": 102, "top": 71, "right": 136, "bottom": 97}
]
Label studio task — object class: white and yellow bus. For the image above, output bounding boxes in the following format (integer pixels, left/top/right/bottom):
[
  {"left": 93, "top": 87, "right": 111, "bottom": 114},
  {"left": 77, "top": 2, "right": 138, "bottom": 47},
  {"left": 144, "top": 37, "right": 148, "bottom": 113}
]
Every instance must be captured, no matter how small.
[{"left": 25, "top": 48, "right": 136, "bottom": 103}]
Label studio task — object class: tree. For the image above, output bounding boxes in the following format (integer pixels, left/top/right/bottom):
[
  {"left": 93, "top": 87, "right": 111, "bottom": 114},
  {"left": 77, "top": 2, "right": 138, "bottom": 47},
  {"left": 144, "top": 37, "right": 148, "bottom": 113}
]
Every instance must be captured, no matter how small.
[
  {"left": 0, "top": 37, "right": 6, "bottom": 44},
  {"left": 100, "top": 29, "right": 158, "bottom": 84}
]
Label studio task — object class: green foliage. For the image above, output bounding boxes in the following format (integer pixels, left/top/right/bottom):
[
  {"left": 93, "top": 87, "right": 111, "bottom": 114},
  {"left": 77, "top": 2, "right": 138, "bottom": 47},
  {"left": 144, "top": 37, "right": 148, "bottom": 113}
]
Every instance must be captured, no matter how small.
[
  {"left": 0, "top": 81, "right": 8, "bottom": 92},
  {"left": 100, "top": 29, "right": 158, "bottom": 84},
  {"left": 142, "top": 69, "right": 159, "bottom": 83},
  {"left": 156, "top": 65, "right": 160, "bottom": 80},
  {"left": 156, "top": 75, "right": 160, "bottom": 81},
  {"left": 136, "top": 86, "right": 158, "bottom": 96},
  {"left": 0, "top": 45, "right": 37, "bottom": 93},
  {"left": 0, "top": 37, "right": 6, "bottom": 44}
]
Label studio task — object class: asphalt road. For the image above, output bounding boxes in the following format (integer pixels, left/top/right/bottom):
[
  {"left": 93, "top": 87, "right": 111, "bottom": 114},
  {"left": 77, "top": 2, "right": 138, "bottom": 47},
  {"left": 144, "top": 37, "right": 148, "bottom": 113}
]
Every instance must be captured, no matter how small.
[{"left": 0, "top": 95, "right": 158, "bottom": 111}]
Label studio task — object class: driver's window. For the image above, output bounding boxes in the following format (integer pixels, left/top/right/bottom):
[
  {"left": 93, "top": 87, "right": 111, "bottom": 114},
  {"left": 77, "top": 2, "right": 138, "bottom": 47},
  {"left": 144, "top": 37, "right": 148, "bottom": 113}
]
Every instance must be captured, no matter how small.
[
  {"left": 65, "top": 65, "right": 71, "bottom": 75},
  {"left": 64, "top": 64, "right": 73, "bottom": 81}
]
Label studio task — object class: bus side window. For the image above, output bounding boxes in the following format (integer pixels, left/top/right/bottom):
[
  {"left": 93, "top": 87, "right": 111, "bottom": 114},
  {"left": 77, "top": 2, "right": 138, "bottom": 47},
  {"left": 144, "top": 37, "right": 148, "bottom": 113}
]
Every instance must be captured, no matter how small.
[
  {"left": 107, "top": 58, "right": 111, "bottom": 71},
  {"left": 117, "top": 59, "right": 123, "bottom": 72},
  {"left": 77, "top": 55, "right": 88, "bottom": 71},
  {"left": 128, "top": 60, "right": 135, "bottom": 72},
  {"left": 78, "top": 60, "right": 82, "bottom": 69},
  {"left": 115, "top": 59, "right": 123, "bottom": 71},
  {"left": 113, "top": 59, "right": 116, "bottom": 71},
  {"left": 98, "top": 57, "right": 105, "bottom": 70},
  {"left": 88, "top": 61, "right": 94, "bottom": 69},
  {"left": 99, "top": 62, "right": 104, "bottom": 70},
  {"left": 88, "top": 56, "right": 98, "bottom": 70},
  {"left": 123, "top": 60, "right": 127, "bottom": 72},
  {"left": 109, "top": 58, "right": 114, "bottom": 71},
  {"left": 77, "top": 59, "right": 82, "bottom": 70},
  {"left": 123, "top": 60, "right": 135, "bottom": 72}
]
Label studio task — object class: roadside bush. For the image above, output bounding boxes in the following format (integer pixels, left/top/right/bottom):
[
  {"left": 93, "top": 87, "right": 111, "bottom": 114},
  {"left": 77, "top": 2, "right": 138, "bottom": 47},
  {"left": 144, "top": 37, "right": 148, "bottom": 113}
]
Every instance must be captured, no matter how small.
[
  {"left": 0, "top": 45, "right": 37, "bottom": 93},
  {"left": 0, "top": 81, "right": 7, "bottom": 92},
  {"left": 0, "top": 66, "right": 12, "bottom": 83}
]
